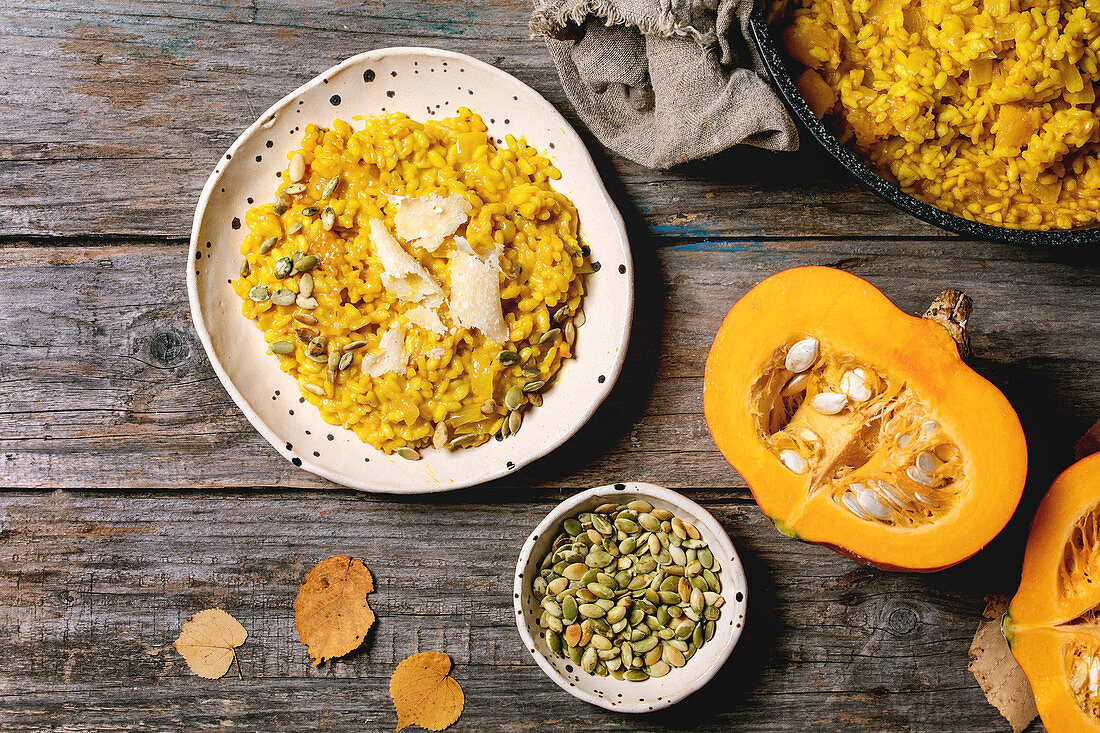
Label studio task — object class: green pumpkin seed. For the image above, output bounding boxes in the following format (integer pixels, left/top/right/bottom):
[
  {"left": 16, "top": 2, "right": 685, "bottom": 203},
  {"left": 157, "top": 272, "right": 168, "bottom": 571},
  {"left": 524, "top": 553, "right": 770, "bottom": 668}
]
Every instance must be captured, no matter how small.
[
  {"left": 538, "top": 328, "right": 561, "bottom": 345},
  {"left": 564, "top": 320, "right": 576, "bottom": 346},
  {"left": 283, "top": 183, "right": 307, "bottom": 195},
  {"left": 578, "top": 603, "right": 605, "bottom": 619},
  {"left": 302, "top": 383, "right": 325, "bottom": 396},
  {"left": 338, "top": 351, "right": 353, "bottom": 371},
  {"left": 587, "top": 582, "right": 614, "bottom": 600},
  {"left": 259, "top": 236, "right": 279, "bottom": 254},
  {"left": 480, "top": 399, "right": 497, "bottom": 415},
  {"left": 581, "top": 647, "right": 598, "bottom": 673},
  {"left": 547, "top": 631, "right": 563, "bottom": 655},
  {"left": 624, "top": 670, "right": 649, "bottom": 682},
  {"left": 396, "top": 447, "right": 420, "bottom": 461},
  {"left": 271, "top": 288, "right": 296, "bottom": 306},
  {"left": 343, "top": 340, "right": 367, "bottom": 351},
  {"left": 248, "top": 285, "right": 270, "bottom": 302},
  {"left": 449, "top": 434, "right": 478, "bottom": 448},
  {"left": 287, "top": 220, "right": 304, "bottom": 235},
  {"left": 321, "top": 176, "right": 339, "bottom": 199},
  {"left": 541, "top": 612, "right": 563, "bottom": 634},
  {"left": 563, "top": 518, "right": 582, "bottom": 536},
  {"left": 321, "top": 206, "right": 336, "bottom": 231},
  {"left": 272, "top": 192, "right": 291, "bottom": 215},
  {"left": 273, "top": 257, "right": 293, "bottom": 279},
  {"left": 553, "top": 305, "right": 571, "bottom": 324},
  {"left": 562, "top": 563, "right": 589, "bottom": 581},
  {"left": 297, "top": 294, "right": 318, "bottom": 310},
  {"left": 300, "top": 207, "right": 319, "bottom": 217},
  {"left": 522, "top": 380, "right": 545, "bottom": 393},
  {"left": 239, "top": 259, "right": 251, "bottom": 278},
  {"left": 521, "top": 366, "right": 541, "bottom": 378},
  {"left": 269, "top": 340, "right": 293, "bottom": 355},
  {"left": 632, "top": 635, "right": 658, "bottom": 653},
  {"left": 507, "top": 410, "right": 522, "bottom": 435},
  {"left": 573, "top": 309, "right": 586, "bottom": 328},
  {"left": 496, "top": 350, "right": 520, "bottom": 366},
  {"left": 294, "top": 255, "right": 320, "bottom": 273},
  {"left": 504, "top": 385, "right": 524, "bottom": 410},
  {"left": 561, "top": 595, "right": 578, "bottom": 623},
  {"left": 528, "top": 392, "right": 543, "bottom": 407}
]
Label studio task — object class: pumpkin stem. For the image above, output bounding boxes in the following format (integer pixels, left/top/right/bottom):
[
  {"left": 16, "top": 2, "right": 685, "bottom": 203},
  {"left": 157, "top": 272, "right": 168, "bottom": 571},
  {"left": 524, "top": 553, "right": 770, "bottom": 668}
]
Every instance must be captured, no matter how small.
[{"left": 923, "top": 289, "right": 972, "bottom": 359}]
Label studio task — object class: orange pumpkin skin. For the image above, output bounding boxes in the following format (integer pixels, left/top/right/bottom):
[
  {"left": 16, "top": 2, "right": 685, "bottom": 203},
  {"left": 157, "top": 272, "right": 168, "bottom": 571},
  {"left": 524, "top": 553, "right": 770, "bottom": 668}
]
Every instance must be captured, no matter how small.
[
  {"left": 703, "top": 266, "right": 1027, "bottom": 572},
  {"left": 1007, "top": 453, "right": 1100, "bottom": 733}
]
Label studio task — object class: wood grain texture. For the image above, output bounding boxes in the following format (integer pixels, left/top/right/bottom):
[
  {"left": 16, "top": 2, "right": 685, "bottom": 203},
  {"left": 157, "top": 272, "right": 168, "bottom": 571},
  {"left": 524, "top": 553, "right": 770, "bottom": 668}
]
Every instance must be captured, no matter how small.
[{"left": 3, "top": 0, "right": 1100, "bottom": 729}]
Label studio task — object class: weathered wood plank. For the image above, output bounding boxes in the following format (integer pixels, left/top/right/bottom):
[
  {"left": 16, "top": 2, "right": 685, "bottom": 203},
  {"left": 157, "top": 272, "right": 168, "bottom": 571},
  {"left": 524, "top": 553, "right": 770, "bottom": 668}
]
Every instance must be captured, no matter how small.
[
  {"left": 0, "top": 0, "right": 948, "bottom": 239},
  {"left": 1, "top": 238, "right": 1096, "bottom": 491},
  {"left": 0, "top": 489, "right": 1043, "bottom": 730}
]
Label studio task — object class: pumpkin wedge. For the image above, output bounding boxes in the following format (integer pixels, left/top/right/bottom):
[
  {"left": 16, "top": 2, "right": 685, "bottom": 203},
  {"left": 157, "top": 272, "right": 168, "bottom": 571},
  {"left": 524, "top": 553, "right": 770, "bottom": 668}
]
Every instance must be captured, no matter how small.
[
  {"left": 703, "top": 266, "right": 1027, "bottom": 571},
  {"left": 1007, "top": 451, "right": 1100, "bottom": 732}
]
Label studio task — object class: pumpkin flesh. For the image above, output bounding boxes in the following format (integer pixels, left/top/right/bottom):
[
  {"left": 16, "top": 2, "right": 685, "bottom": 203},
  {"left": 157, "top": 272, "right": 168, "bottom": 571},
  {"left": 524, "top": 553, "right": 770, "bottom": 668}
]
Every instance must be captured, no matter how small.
[
  {"left": 1008, "top": 453, "right": 1100, "bottom": 732},
  {"left": 704, "top": 267, "right": 1027, "bottom": 571}
]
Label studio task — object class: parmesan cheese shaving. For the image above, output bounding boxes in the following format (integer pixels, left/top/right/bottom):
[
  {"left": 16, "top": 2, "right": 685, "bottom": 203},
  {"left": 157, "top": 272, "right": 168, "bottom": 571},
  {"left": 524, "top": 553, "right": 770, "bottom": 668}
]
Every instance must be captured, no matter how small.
[
  {"left": 424, "top": 347, "right": 446, "bottom": 360},
  {"left": 452, "top": 235, "right": 503, "bottom": 273},
  {"left": 405, "top": 306, "right": 447, "bottom": 335},
  {"left": 361, "top": 323, "right": 408, "bottom": 377},
  {"left": 449, "top": 250, "right": 508, "bottom": 343},
  {"left": 368, "top": 218, "right": 442, "bottom": 303},
  {"left": 393, "top": 194, "right": 472, "bottom": 252}
]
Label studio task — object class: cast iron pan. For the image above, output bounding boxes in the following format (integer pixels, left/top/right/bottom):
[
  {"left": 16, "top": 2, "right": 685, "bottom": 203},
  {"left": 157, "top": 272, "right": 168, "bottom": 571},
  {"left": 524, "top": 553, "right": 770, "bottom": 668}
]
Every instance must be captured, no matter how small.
[{"left": 748, "top": 7, "right": 1100, "bottom": 245}]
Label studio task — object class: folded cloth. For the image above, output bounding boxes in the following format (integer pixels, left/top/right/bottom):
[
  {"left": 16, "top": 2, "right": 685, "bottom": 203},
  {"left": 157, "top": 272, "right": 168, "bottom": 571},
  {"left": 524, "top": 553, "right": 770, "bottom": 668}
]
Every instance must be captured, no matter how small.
[{"left": 531, "top": 0, "right": 799, "bottom": 168}]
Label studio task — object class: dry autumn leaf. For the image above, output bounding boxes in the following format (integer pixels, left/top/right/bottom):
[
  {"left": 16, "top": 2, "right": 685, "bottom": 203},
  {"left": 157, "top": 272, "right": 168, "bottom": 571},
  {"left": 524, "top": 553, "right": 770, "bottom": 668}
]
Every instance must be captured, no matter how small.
[
  {"left": 294, "top": 555, "right": 376, "bottom": 665},
  {"left": 173, "top": 608, "right": 247, "bottom": 680},
  {"left": 390, "top": 652, "right": 464, "bottom": 732},
  {"left": 968, "top": 595, "right": 1037, "bottom": 733}
]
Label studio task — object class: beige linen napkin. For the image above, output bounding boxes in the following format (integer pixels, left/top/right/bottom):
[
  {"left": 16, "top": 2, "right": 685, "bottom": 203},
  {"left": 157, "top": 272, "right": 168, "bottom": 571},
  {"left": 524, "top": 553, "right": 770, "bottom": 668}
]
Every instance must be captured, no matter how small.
[{"left": 531, "top": 0, "right": 798, "bottom": 168}]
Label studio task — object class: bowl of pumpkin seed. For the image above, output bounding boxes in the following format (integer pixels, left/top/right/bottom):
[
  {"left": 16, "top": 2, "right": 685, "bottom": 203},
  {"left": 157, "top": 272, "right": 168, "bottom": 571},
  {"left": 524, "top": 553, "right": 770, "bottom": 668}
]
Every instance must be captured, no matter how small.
[{"left": 514, "top": 482, "right": 748, "bottom": 712}]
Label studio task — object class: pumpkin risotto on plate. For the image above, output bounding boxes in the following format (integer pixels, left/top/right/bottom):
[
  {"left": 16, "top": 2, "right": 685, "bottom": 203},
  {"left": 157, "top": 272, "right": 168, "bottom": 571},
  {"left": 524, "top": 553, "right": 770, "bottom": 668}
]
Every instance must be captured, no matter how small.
[{"left": 232, "top": 108, "right": 589, "bottom": 457}]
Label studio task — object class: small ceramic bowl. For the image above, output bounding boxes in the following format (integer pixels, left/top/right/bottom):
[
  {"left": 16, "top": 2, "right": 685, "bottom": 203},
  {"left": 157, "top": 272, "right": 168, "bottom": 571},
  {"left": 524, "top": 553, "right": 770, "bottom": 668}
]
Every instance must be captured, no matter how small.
[
  {"left": 188, "top": 48, "right": 634, "bottom": 493},
  {"left": 513, "top": 483, "right": 748, "bottom": 712}
]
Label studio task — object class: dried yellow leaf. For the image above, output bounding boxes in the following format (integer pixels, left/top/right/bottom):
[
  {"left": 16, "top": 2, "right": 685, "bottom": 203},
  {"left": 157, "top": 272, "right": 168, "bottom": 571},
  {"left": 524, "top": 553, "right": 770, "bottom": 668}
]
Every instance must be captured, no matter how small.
[
  {"left": 294, "top": 555, "right": 376, "bottom": 665},
  {"left": 173, "top": 608, "right": 247, "bottom": 680},
  {"left": 390, "top": 652, "right": 464, "bottom": 732}
]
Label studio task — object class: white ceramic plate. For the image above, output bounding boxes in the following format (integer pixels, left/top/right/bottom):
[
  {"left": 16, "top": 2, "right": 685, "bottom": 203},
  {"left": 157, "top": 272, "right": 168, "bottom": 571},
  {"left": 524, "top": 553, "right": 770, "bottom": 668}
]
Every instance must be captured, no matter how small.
[
  {"left": 514, "top": 483, "right": 749, "bottom": 712},
  {"left": 188, "top": 48, "right": 633, "bottom": 493}
]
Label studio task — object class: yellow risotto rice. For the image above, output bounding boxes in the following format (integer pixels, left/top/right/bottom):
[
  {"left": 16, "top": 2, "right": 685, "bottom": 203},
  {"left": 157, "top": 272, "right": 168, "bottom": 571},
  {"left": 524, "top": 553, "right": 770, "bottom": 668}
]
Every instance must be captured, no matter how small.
[
  {"left": 771, "top": 0, "right": 1100, "bottom": 229},
  {"left": 232, "top": 108, "right": 588, "bottom": 455}
]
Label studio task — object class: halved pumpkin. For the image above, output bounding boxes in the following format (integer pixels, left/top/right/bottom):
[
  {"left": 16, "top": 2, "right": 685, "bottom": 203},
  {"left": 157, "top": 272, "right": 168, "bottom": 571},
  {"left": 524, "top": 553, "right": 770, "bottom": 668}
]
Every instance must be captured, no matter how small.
[
  {"left": 1007, "top": 451, "right": 1100, "bottom": 732},
  {"left": 703, "top": 266, "right": 1027, "bottom": 571}
]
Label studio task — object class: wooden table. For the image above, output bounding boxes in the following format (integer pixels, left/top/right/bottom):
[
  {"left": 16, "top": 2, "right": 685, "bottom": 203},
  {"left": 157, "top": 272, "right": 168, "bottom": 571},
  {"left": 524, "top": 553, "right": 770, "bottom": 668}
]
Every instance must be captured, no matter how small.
[{"left": 2, "top": 2, "right": 1097, "bottom": 730}]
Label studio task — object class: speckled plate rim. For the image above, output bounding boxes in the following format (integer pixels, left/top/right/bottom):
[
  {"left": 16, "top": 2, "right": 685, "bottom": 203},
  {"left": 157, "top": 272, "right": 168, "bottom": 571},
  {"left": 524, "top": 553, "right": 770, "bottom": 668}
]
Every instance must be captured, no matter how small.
[
  {"left": 187, "top": 47, "right": 634, "bottom": 493},
  {"left": 513, "top": 483, "right": 748, "bottom": 713},
  {"left": 749, "top": 9, "right": 1100, "bottom": 246}
]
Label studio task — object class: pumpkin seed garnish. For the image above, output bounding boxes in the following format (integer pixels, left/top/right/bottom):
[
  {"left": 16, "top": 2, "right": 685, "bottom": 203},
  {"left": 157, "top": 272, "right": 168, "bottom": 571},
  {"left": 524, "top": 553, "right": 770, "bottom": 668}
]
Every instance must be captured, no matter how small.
[
  {"left": 337, "top": 351, "right": 353, "bottom": 371},
  {"left": 521, "top": 366, "right": 541, "bottom": 378},
  {"left": 271, "top": 288, "right": 296, "bottom": 306},
  {"left": 259, "top": 236, "right": 279, "bottom": 254},
  {"left": 300, "top": 207, "right": 319, "bottom": 217},
  {"left": 294, "top": 254, "right": 320, "bottom": 273},
  {"left": 299, "top": 272, "right": 314, "bottom": 299},
  {"left": 293, "top": 313, "right": 319, "bottom": 326},
  {"left": 564, "top": 320, "right": 576, "bottom": 346},
  {"left": 528, "top": 392, "right": 543, "bottom": 407},
  {"left": 283, "top": 183, "right": 307, "bottom": 195},
  {"left": 504, "top": 385, "right": 524, "bottom": 411},
  {"left": 321, "top": 206, "right": 336, "bottom": 231},
  {"left": 269, "top": 340, "right": 293, "bottom": 355},
  {"left": 248, "top": 285, "right": 270, "bottom": 302},
  {"left": 539, "top": 328, "right": 561, "bottom": 345},
  {"left": 303, "top": 383, "right": 325, "bottom": 396},
  {"left": 272, "top": 192, "right": 291, "bottom": 215},
  {"left": 508, "top": 410, "right": 522, "bottom": 435},
  {"left": 481, "top": 399, "right": 497, "bottom": 415},
  {"left": 573, "top": 309, "right": 586, "bottom": 328},
  {"left": 273, "top": 257, "right": 293, "bottom": 279},
  {"left": 297, "top": 294, "right": 318, "bottom": 310},
  {"left": 295, "top": 327, "right": 319, "bottom": 343},
  {"left": 531, "top": 499, "right": 724, "bottom": 681},
  {"left": 396, "top": 446, "right": 420, "bottom": 461},
  {"left": 497, "top": 350, "right": 520, "bottom": 366},
  {"left": 432, "top": 422, "right": 448, "bottom": 450},
  {"left": 239, "top": 259, "right": 251, "bottom": 278},
  {"left": 553, "top": 305, "right": 571, "bottom": 324},
  {"left": 344, "top": 340, "right": 367, "bottom": 351},
  {"left": 449, "top": 434, "right": 478, "bottom": 448},
  {"left": 522, "top": 380, "right": 545, "bottom": 393},
  {"left": 288, "top": 152, "right": 306, "bottom": 182},
  {"left": 306, "top": 336, "right": 328, "bottom": 357},
  {"left": 287, "top": 220, "right": 304, "bottom": 236},
  {"left": 321, "top": 176, "right": 339, "bottom": 199}
]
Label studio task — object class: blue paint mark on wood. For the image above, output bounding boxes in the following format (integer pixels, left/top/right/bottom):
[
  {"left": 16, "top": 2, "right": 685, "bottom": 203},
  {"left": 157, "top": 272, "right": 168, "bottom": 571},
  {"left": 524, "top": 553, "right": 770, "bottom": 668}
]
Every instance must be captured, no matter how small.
[{"left": 667, "top": 241, "right": 755, "bottom": 253}]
